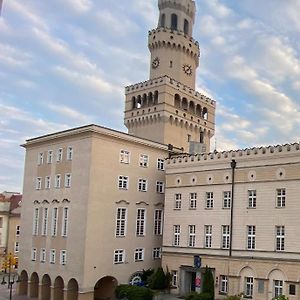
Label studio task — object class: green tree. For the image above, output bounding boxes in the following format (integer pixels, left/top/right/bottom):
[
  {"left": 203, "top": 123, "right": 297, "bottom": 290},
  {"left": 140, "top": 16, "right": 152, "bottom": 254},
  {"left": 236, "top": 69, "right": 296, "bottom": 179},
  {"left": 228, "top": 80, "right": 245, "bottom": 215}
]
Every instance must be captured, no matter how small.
[
  {"left": 202, "top": 266, "right": 214, "bottom": 300},
  {"left": 149, "top": 267, "right": 167, "bottom": 290}
]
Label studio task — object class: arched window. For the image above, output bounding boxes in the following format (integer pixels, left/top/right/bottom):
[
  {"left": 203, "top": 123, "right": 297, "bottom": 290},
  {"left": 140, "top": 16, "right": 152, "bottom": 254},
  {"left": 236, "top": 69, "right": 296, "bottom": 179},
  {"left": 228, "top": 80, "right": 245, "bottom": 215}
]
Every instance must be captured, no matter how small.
[
  {"left": 161, "top": 14, "right": 166, "bottom": 27},
  {"left": 132, "top": 96, "right": 136, "bottom": 109},
  {"left": 154, "top": 91, "right": 159, "bottom": 104},
  {"left": 189, "top": 101, "right": 195, "bottom": 114},
  {"left": 142, "top": 94, "right": 147, "bottom": 107},
  {"left": 196, "top": 104, "right": 201, "bottom": 117},
  {"left": 174, "top": 94, "right": 181, "bottom": 108},
  {"left": 171, "top": 14, "right": 178, "bottom": 30},
  {"left": 148, "top": 92, "right": 153, "bottom": 106},
  {"left": 136, "top": 95, "right": 142, "bottom": 109},
  {"left": 184, "top": 19, "right": 189, "bottom": 35},
  {"left": 202, "top": 107, "right": 208, "bottom": 120},
  {"left": 182, "top": 98, "right": 188, "bottom": 111}
]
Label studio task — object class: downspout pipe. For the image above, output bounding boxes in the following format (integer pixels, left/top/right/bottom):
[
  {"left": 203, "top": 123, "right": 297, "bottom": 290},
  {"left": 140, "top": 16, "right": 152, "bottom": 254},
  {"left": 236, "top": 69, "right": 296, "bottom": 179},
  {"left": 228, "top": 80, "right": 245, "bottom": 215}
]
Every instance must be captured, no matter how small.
[{"left": 229, "top": 159, "right": 236, "bottom": 257}]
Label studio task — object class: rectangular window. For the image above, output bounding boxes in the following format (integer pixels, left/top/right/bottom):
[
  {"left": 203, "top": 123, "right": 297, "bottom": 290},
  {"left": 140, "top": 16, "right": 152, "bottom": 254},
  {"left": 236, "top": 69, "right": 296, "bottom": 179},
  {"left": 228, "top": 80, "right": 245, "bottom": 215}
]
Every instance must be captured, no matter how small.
[
  {"left": 60, "top": 250, "right": 67, "bottom": 265},
  {"left": 136, "top": 208, "right": 146, "bottom": 236},
  {"left": 245, "top": 277, "right": 254, "bottom": 297},
  {"left": 47, "top": 150, "right": 53, "bottom": 164},
  {"left": 32, "top": 208, "right": 39, "bottom": 235},
  {"left": 57, "top": 148, "right": 63, "bottom": 162},
  {"left": 40, "top": 248, "right": 46, "bottom": 263},
  {"left": 120, "top": 150, "right": 130, "bottom": 164},
  {"left": 156, "top": 181, "right": 165, "bottom": 193},
  {"left": 55, "top": 174, "right": 61, "bottom": 188},
  {"left": 134, "top": 248, "right": 144, "bottom": 261},
  {"left": 51, "top": 207, "right": 58, "bottom": 236},
  {"left": 14, "top": 242, "right": 19, "bottom": 253},
  {"left": 65, "top": 173, "right": 72, "bottom": 188},
  {"left": 49, "top": 249, "right": 56, "bottom": 264},
  {"left": 138, "top": 179, "right": 147, "bottom": 192},
  {"left": 274, "top": 280, "right": 283, "bottom": 298},
  {"left": 247, "top": 225, "right": 256, "bottom": 250},
  {"left": 173, "top": 225, "right": 180, "bottom": 246},
  {"left": 67, "top": 146, "right": 73, "bottom": 160},
  {"left": 220, "top": 275, "right": 228, "bottom": 294},
  {"left": 276, "top": 226, "right": 285, "bottom": 251},
  {"left": 188, "top": 225, "right": 196, "bottom": 247},
  {"left": 222, "top": 225, "right": 230, "bottom": 249},
  {"left": 115, "top": 208, "right": 127, "bottom": 237},
  {"left": 153, "top": 247, "right": 161, "bottom": 259},
  {"left": 154, "top": 209, "right": 163, "bottom": 235},
  {"left": 289, "top": 284, "right": 296, "bottom": 296},
  {"left": 42, "top": 208, "right": 48, "bottom": 236},
  {"left": 174, "top": 193, "right": 182, "bottom": 210},
  {"left": 276, "top": 189, "right": 286, "bottom": 207},
  {"left": 16, "top": 225, "right": 20, "bottom": 236},
  {"left": 114, "top": 249, "right": 125, "bottom": 264},
  {"left": 45, "top": 176, "right": 51, "bottom": 189},
  {"left": 248, "top": 190, "right": 257, "bottom": 208},
  {"left": 36, "top": 177, "right": 42, "bottom": 190},
  {"left": 38, "top": 152, "right": 44, "bottom": 165},
  {"left": 118, "top": 176, "right": 129, "bottom": 190},
  {"left": 206, "top": 192, "right": 214, "bottom": 209},
  {"left": 172, "top": 271, "right": 178, "bottom": 287},
  {"left": 189, "top": 193, "right": 197, "bottom": 209},
  {"left": 62, "top": 207, "right": 69, "bottom": 237},
  {"left": 223, "top": 191, "right": 231, "bottom": 209},
  {"left": 205, "top": 225, "right": 212, "bottom": 248},
  {"left": 157, "top": 158, "right": 164, "bottom": 171},
  {"left": 139, "top": 154, "right": 149, "bottom": 167},
  {"left": 31, "top": 248, "right": 37, "bottom": 261}
]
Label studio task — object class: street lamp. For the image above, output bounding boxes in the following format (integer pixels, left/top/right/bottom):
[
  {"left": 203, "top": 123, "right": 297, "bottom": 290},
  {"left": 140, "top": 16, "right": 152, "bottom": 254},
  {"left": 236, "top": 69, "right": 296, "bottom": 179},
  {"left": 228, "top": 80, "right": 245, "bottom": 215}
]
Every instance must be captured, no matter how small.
[{"left": 1, "top": 274, "right": 20, "bottom": 300}]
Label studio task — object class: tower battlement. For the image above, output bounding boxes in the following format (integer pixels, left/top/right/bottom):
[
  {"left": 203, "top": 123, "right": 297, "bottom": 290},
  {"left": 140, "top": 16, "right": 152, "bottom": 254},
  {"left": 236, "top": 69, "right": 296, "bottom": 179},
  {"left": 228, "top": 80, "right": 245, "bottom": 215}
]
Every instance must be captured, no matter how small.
[{"left": 158, "top": 0, "right": 196, "bottom": 20}]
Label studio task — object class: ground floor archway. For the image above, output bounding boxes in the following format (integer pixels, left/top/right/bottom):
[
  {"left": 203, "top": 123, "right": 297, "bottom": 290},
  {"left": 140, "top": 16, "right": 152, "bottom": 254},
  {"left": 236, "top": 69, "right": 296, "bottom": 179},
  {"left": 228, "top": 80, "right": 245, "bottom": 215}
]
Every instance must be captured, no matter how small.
[
  {"left": 41, "top": 274, "right": 51, "bottom": 300},
  {"left": 29, "top": 272, "right": 39, "bottom": 298},
  {"left": 67, "top": 278, "right": 79, "bottom": 300},
  {"left": 53, "top": 276, "right": 64, "bottom": 300},
  {"left": 18, "top": 270, "right": 28, "bottom": 295},
  {"left": 94, "top": 276, "right": 118, "bottom": 300}
]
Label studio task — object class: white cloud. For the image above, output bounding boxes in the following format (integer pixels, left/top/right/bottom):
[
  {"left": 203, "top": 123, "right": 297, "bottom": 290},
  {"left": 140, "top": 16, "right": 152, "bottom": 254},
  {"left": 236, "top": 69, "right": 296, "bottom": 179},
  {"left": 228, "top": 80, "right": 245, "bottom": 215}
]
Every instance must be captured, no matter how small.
[{"left": 63, "top": 0, "right": 92, "bottom": 13}]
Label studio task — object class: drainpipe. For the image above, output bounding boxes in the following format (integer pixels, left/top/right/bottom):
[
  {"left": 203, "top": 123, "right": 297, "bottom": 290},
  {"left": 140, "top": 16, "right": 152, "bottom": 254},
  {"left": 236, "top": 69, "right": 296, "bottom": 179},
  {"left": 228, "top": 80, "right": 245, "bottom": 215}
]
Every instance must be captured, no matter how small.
[{"left": 229, "top": 159, "right": 236, "bottom": 257}]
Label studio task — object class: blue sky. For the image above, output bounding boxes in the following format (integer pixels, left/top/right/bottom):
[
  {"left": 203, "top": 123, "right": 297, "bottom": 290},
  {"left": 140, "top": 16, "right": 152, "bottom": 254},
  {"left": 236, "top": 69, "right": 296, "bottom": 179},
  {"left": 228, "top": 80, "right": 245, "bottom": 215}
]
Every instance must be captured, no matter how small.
[{"left": 0, "top": 0, "right": 299, "bottom": 192}]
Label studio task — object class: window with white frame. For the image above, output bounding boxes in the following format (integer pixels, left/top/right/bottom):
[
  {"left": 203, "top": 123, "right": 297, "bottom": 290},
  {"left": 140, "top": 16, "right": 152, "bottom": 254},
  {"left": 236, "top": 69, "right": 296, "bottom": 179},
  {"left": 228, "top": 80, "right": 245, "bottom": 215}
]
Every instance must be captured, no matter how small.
[
  {"left": 14, "top": 242, "right": 19, "bottom": 253},
  {"left": 276, "top": 188, "right": 286, "bottom": 207},
  {"left": 138, "top": 179, "right": 147, "bottom": 192},
  {"left": 152, "top": 247, "right": 161, "bottom": 259},
  {"left": 38, "top": 152, "right": 44, "bottom": 165},
  {"left": 188, "top": 225, "right": 196, "bottom": 247},
  {"left": 67, "top": 146, "right": 73, "bottom": 160},
  {"left": 49, "top": 249, "right": 56, "bottom": 264},
  {"left": 36, "top": 177, "right": 42, "bottom": 190},
  {"left": 248, "top": 190, "right": 257, "bottom": 208},
  {"left": 62, "top": 207, "right": 69, "bottom": 237},
  {"left": 134, "top": 248, "right": 144, "bottom": 261},
  {"left": 156, "top": 181, "right": 164, "bottom": 193},
  {"left": 41, "top": 208, "right": 48, "bottom": 236},
  {"left": 60, "top": 250, "right": 67, "bottom": 265},
  {"left": 205, "top": 225, "right": 212, "bottom": 248},
  {"left": 51, "top": 207, "right": 58, "bottom": 236},
  {"left": 247, "top": 225, "right": 256, "bottom": 250},
  {"left": 115, "top": 208, "right": 127, "bottom": 237},
  {"left": 139, "top": 154, "right": 149, "bottom": 167},
  {"left": 54, "top": 174, "right": 61, "bottom": 188},
  {"left": 57, "top": 148, "right": 63, "bottom": 162},
  {"left": 31, "top": 248, "right": 37, "bottom": 261},
  {"left": 222, "top": 225, "right": 230, "bottom": 249},
  {"left": 274, "top": 280, "right": 283, "bottom": 298},
  {"left": 174, "top": 193, "right": 182, "bottom": 209},
  {"left": 65, "top": 173, "right": 72, "bottom": 188},
  {"left": 173, "top": 225, "right": 180, "bottom": 246},
  {"left": 118, "top": 176, "right": 129, "bottom": 190},
  {"left": 220, "top": 275, "right": 228, "bottom": 294},
  {"left": 45, "top": 176, "right": 51, "bottom": 189},
  {"left": 276, "top": 226, "right": 285, "bottom": 251},
  {"left": 245, "top": 277, "right": 254, "bottom": 297},
  {"left": 40, "top": 248, "right": 46, "bottom": 262},
  {"left": 171, "top": 270, "right": 178, "bottom": 287},
  {"left": 157, "top": 158, "right": 164, "bottom": 171},
  {"left": 223, "top": 191, "right": 231, "bottom": 209},
  {"left": 136, "top": 208, "right": 146, "bottom": 236},
  {"left": 154, "top": 209, "right": 163, "bottom": 235},
  {"left": 120, "top": 150, "right": 130, "bottom": 164},
  {"left": 206, "top": 192, "right": 214, "bottom": 209},
  {"left": 32, "top": 208, "right": 39, "bottom": 235},
  {"left": 114, "top": 249, "right": 125, "bottom": 264},
  {"left": 47, "top": 150, "right": 53, "bottom": 164},
  {"left": 189, "top": 193, "right": 197, "bottom": 209},
  {"left": 16, "top": 225, "right": 20, "bottom": 236}
]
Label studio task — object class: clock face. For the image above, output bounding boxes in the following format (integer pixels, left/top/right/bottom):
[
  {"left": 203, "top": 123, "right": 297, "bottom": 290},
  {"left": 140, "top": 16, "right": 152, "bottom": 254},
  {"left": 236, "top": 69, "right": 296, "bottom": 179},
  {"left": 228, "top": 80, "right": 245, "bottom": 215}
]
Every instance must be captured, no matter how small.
[
  {"left": 152, "top": 57, "right": 160, "bottom": 69},
  {"left": 183, "top": 64, "right": 192, "bottom": 76}
]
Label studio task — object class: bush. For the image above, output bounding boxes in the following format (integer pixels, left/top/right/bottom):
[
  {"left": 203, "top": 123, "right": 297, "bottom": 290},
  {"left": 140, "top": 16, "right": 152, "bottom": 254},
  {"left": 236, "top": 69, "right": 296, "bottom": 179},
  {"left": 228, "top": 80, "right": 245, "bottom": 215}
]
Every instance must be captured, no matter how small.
[
  {"left": 115, "top": 284, "right": 153, "bottom": 300},
  {"left": 185, "top": 292, "right": 212, "bottom": 300},
  {"left": 202, "top": 266, "right": 214, "bottom": 300},
  {"left": 273, "top": 296, "right": 289, "bottom": 300},
  {"left": 148, "top": 267, "right": 167, "bottom": 290},
  {"left": 225, "top": 295, "right": 242, "bottom": 300},
  {"left": 141, "top": 269, "right": 154, "bottom": 283}
]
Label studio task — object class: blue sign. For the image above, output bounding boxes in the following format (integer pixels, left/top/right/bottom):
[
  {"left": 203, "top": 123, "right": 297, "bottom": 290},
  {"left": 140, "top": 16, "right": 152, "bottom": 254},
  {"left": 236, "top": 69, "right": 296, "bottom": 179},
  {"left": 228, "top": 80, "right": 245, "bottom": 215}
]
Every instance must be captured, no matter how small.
[{"left": 194, "top": 255, "right": 201, "bottom": 268}]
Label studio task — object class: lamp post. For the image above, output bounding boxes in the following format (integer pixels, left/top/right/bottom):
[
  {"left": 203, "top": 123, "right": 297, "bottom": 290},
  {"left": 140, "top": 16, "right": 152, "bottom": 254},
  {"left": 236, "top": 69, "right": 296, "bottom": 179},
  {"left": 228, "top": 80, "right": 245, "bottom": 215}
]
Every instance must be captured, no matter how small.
[{"left": 1, "top": 274, "right": 19, "bottom": 300}]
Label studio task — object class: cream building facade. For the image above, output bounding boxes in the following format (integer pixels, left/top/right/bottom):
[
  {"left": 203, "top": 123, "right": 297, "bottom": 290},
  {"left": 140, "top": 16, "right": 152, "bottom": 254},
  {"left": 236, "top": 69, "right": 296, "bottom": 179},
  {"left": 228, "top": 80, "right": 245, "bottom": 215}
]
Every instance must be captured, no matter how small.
[{"left": 162, "top": 144, "right": 300, "bottom": 300}]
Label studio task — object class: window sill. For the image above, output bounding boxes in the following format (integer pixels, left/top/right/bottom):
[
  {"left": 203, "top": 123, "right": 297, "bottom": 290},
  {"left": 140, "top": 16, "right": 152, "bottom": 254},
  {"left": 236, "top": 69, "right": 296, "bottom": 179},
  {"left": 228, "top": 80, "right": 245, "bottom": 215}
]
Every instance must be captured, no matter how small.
[
  {"left": 247, "top": 207, "right": 256, "bottom": 209},
  {"left": 173, "top": 208, "right": 181, "bottom": 211},
  {"left": 219, "top": 292, "right": 228, "bottom": 295},
  {"left": 189, "top": 208, "right": 197, "bottom": 210}
]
